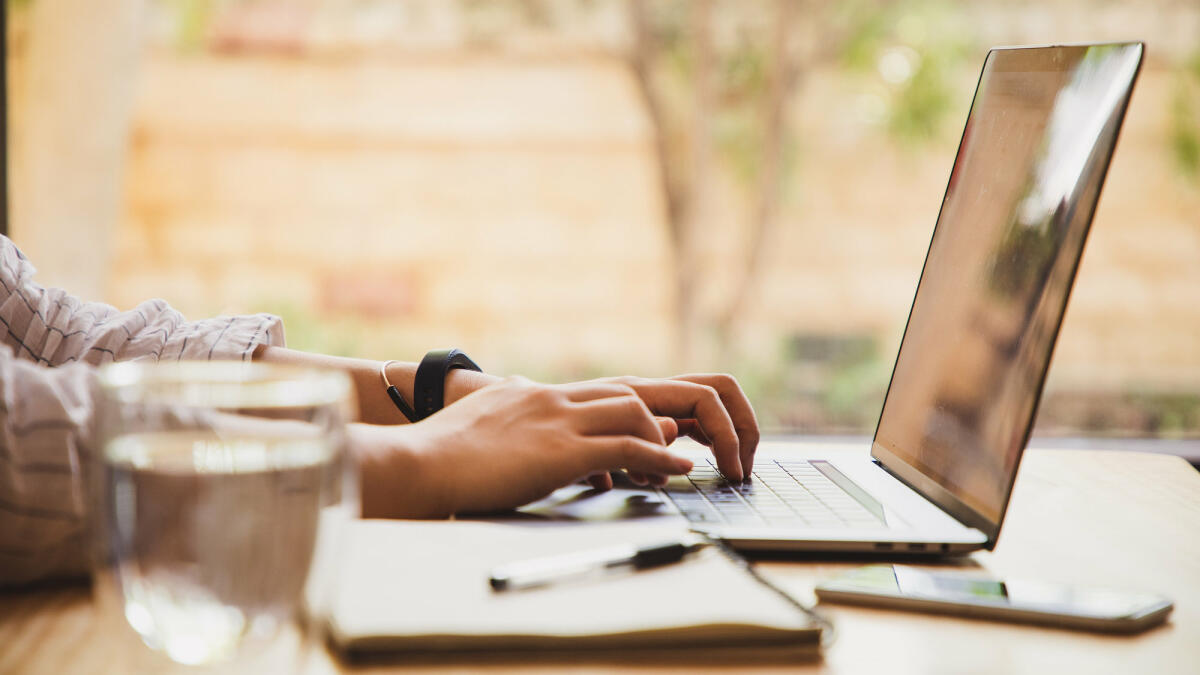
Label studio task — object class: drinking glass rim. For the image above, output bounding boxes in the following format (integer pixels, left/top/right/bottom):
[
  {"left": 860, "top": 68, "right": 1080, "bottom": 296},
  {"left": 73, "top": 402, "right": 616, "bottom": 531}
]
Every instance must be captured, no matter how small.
[{"left": 98, "top": 361, "right": 353, "bottom": 410}]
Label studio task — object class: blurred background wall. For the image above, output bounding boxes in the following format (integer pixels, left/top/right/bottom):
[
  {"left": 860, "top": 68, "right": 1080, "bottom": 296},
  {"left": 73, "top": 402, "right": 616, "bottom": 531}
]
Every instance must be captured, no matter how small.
[{"left": 7, "top": 0, "right": 1200, "bottom": 437}]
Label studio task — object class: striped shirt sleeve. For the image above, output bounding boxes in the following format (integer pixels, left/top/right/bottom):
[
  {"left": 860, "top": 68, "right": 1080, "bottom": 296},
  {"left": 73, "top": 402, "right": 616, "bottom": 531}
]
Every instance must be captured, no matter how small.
[{"left": 0, "top": 236, "right": 285, "bottom": 586}]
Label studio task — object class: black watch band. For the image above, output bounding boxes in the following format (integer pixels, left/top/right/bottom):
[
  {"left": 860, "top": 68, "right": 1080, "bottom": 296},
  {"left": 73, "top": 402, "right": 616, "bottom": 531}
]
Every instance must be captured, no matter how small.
[{"left": 413, "top": 349, "right": 482, "bottom": 421}]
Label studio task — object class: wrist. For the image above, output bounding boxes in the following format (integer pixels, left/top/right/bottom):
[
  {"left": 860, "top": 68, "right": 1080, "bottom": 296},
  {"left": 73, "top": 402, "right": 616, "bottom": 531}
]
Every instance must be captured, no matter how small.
[
  {"left": 360, "top": 360, "right": 414, "bottom": 425},
  {"left": 444, "top": 368, "right": 501, "bottom": 406},
  {"left": 349, "top": 423, "right": 455, "bottom": 519},
  {"left": 369, "top": 358, "right": 498, "bottom": 424}
]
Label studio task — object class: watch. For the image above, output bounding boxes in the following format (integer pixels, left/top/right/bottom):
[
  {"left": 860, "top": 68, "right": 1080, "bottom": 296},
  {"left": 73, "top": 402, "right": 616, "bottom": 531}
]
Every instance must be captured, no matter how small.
[{"left": 413, "top": 348, "right": 482, "bottom": 421}]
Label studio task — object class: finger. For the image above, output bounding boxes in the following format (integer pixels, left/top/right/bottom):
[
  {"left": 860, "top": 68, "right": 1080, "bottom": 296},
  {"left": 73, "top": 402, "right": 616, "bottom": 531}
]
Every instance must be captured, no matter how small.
[
  {"left": 656, "top": 417, "right": 679, "bottom": 444},
  {"left": 672, "top": 374, "right": 760, "bottom": 476},
  {"left": 571, "top": 396, "right": 664, "bottom": 444},
  {"left": 582, "top": 437, "right": 693, "bottom": 476},
  {"left": 622, "top": 380, "right": 744, "bottom": 480},
  {"left": 558, "top": 382, "right": 638, "bottom": 403},
  {"left": 587, "top": 471, "right": 614, "bottom": 491},
  {"left": 674, "top": 419, "right": 710, "bottom": 445},
  {"left": 627, "top": 471, "right": 649, "bottom": 486}
]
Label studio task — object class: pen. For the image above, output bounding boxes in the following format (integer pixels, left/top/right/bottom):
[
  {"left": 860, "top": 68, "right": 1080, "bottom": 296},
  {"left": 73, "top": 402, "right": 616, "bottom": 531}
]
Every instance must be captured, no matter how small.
[{"left": 488, "top": 538, "right": 708, "bottom": 592}]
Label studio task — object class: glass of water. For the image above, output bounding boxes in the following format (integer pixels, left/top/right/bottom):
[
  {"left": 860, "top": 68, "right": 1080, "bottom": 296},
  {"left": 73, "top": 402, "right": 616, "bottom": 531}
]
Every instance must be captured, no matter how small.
[{"left": 92, "top": 361, "right": 357, "bottom": 672}]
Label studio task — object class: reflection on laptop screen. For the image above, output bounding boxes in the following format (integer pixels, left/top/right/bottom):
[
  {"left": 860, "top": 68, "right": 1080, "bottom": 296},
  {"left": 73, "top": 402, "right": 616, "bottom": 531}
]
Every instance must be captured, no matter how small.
[{"left": 871, "top": 44, "right": 1143, "bottom": 525}]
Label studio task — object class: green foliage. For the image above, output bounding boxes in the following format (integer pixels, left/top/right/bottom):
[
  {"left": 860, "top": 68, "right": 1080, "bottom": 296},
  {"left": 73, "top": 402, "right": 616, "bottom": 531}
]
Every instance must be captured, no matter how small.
[
  {"left": 710, "top": 34, "right": 801, "bottom": 193},
  {"left": 639, "top": 3, "right": 804, "bottom": 200},
  {"left": 836, "top": 0, "right": 894, "bottom": 71},
  {"left": 1140, "top": 393, "right": 1200, "bottom": 436},
  {"left": 821, "top": 350, "right": 888, "bottom": 427},
  {"left": 887, "top": 50, "right": 954, "bottom": 142},
  {"left": 257, "top": 300, "right": 365, "bottom": 358},
  {"left": 1170, "top": 91, "right": 1200, "bottom": 178},
  {"left": 1169, "top": 50, "right": 1200, "bottom": 181},
  {"left": 739, "top": 333, "right": 892, "bottom": 433},
  {"left": 168, "top": 0, "right": 215, "bottom": 53},
  {"left": 713, "top": 38, "right": 768, "bottom": 187},
  {"left": 838, "top": 0, "right": 975, "bottom": 146},
  {"left": 725, "top": 357, "right": 790, "bottom": 430}
]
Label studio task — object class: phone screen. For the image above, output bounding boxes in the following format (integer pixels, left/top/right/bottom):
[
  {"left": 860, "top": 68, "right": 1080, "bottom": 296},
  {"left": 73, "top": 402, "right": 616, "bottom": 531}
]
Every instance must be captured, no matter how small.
[{"left": 826, "top": 565, "right": 1167, "bottom": 619}]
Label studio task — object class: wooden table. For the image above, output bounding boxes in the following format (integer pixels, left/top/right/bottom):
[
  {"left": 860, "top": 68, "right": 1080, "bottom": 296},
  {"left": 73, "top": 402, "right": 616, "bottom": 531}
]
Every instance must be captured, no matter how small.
[{"left": 2, "top": 444, "right": 1198, "bottom": 674}]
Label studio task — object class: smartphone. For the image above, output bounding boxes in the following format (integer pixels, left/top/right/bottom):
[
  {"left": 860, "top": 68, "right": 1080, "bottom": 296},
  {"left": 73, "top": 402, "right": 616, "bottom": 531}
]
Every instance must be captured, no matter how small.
[{"left": 814, "top": 565, "right": 1173, "bottom": 634}]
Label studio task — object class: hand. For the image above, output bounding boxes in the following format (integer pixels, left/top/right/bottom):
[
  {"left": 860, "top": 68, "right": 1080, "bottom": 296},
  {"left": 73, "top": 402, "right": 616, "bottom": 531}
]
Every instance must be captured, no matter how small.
[
  {"left": 586, "top": 374, "right": 760, "bottom": 482},
  {"left": 352, "top": 376, "right": 694, "bottom": 519},
  {"left": 446, "top": 371, "right": 760, "bottom": 483}
]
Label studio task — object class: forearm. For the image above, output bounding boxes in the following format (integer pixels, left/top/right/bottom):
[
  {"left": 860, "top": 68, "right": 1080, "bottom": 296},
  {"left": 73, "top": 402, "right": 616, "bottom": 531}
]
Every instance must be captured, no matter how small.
[{"left": 251, "top": 345, "right": 497, "bottom": 424}]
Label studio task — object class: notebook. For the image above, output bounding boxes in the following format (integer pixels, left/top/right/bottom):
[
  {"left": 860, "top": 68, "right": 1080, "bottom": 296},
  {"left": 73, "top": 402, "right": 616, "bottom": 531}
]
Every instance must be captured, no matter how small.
[{"left": 327, "top": 519, "right": 822, "bottom": 656}]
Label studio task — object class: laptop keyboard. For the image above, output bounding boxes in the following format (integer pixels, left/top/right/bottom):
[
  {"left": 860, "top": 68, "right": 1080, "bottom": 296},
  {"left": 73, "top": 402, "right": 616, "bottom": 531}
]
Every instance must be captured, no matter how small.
[{"left": 662, "top": 459, "right": 884, "bottom": 528}]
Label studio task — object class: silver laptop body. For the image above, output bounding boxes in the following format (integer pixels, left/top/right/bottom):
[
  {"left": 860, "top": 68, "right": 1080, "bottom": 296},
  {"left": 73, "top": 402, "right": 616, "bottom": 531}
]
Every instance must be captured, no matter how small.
[{"left": 656, "top": 43, "right": 1145, "bottom": 554}]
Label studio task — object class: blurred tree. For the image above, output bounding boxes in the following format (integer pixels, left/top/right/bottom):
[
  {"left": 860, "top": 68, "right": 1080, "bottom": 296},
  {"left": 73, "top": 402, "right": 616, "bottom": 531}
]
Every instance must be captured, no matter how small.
[
  {"left": 627, "top": 0, "right": 712, "bottom": 369},
  {"left": 710, "top": 0, "right": 796, "bottom": 361},
  {"left": 627, "top": 0, "right": 843, "bottom": 368},
  {"left": 626, "top": 0, "right": 971, "bottom": 369},
  {"left": 836, "top": 0, "right": 972, "bottom": 146}
]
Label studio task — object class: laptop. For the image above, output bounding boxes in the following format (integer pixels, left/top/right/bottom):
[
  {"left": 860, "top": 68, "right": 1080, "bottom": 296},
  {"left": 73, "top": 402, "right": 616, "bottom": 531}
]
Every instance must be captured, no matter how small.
[{"left": 654, "top": 42, "right": 1145, "bottom": 554}]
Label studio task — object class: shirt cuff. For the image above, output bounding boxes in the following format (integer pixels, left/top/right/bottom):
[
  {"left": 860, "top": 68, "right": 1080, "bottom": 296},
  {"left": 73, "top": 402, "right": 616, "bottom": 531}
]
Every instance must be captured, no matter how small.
[{"left": 175, "top": 313, "right": 286, "bottom": 362}]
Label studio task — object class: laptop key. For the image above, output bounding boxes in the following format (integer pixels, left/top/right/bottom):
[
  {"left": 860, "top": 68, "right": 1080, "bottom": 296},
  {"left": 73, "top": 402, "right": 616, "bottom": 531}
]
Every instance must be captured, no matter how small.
[{"left": 667, "top": 458, "right": 886, "bottom": 529}]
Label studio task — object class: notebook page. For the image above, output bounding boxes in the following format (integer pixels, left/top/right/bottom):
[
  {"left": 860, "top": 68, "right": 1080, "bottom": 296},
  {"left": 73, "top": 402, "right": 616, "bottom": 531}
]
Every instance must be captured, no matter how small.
[{"left": 329, "top": 519, "right": 819, "bottom": 653}]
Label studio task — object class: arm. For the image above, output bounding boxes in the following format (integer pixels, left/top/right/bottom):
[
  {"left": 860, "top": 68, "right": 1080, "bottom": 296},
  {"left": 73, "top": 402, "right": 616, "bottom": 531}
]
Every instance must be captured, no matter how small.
[
  {"left": 253, "top": 343, "right": 758, "bottom": 511},
  {"left": 250, "top": 345, "right": 498, "bottom": 425},
  {"left": 251, "top": 346, "right": 757, "bottom": 475}
]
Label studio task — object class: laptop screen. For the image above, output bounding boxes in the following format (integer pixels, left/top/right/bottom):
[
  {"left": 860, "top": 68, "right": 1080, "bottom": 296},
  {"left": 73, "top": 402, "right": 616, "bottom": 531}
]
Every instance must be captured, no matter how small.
[{"left": 870, "top": 44, "right": 1143, "bottom": 534}]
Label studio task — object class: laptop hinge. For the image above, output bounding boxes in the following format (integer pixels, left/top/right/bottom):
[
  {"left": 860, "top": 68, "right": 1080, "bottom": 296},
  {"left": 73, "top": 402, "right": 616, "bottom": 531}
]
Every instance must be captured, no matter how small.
[{"left": 872, "top": 449, "right": 998, "bottom": 548}]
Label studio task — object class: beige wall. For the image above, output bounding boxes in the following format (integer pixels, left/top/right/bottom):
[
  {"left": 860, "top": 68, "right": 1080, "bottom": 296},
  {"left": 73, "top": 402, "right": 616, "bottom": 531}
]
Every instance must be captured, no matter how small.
[
  {"left": 114, "top": 54, "right": 672, "bottom": 375},
  {"left": 109, "top": 52, "right": 1200, "bottom": 391},
  {"left": 8, "top": 0, "right": 143, "bottom": 300}
]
